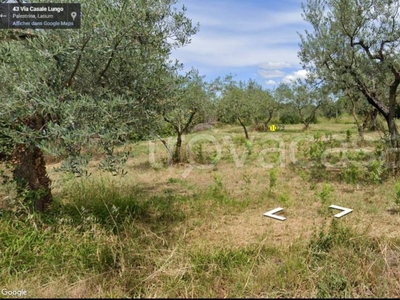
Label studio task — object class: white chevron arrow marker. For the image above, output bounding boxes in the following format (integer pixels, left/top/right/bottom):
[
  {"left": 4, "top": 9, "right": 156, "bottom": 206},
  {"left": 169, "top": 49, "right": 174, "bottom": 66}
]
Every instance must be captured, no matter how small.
[
  {"left": 263, "top": 207, "right": 286, "bottom": 221},
  {"left": 329, "top": 205, "right": 353, "bottom": 218}
]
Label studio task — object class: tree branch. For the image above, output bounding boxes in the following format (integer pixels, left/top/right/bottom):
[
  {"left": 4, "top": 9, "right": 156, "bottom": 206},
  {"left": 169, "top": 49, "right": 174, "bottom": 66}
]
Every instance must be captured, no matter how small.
[
  {"left": 163, "top": 114, "right": 179, "bottom": 133},
  {"left": 351, "top": 39, "right": 390, "bottom": 61},
  {"left": 346, "top": 67, "right": 389, "bottom": 117},
  {"left": 156, "top": 134, "right": 173, "bottom": 157},
  {"left": 182, "top": 108, "right": 197, "bottom": 134},
  {"left": 378, "top": 40, "right": 392, "bottom": 60},
  {"left": 97, "top": 38, "right": 123, "bottom": 85},
  {"left": 65, "top": 35, "right": 91, "bottom": 88}
]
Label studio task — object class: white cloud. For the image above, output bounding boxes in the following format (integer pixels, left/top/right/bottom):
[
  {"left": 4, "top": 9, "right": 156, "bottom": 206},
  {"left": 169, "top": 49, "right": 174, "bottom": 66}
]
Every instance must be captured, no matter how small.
[
  {"left": 258, "top": 69, "right": 286, "bottom": 78},
  {"left": 266, "top": 80, "right": 276, "bottom": 85},
  {"left": 171, "top": 1, "right": 310, "bottom": 68},
  {"left": 173, "top": 33, "right": 301, "bottom": 68},
  {"left": 171, "top": 0, "right": 313, "bottom": 86},
  {"left": 282, "top": 69, "right": 309, "bottom": 83},
  {"left": 183, "top": 1, "right": 307, "bottom": 33},
  {"left": 259, "top": 61, "right": 293, "bottom": 69}
]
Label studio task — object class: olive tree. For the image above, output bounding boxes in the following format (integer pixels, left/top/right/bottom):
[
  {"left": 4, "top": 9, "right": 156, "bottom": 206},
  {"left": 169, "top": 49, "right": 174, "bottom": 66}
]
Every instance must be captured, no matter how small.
[
  {"left": 299, "top": 0, "right": 400, "bottom": 147},
  {"left": 155, "top": 70, "right": 209, "bottom": 163},
  {"left": 274, "top": 80, "right": 325, "bottom": 130},
  {"left": 247, "top": 80, "right": 278, "bottom": 131},
  {"left": 216, "top": 79, "right": 277, "bottom": 138},
  {"left": 0, "top": 0, "right": 198, "bottom": 212},
  {"left": 217, "top": 80, "right": 253, "bottom": 139}
]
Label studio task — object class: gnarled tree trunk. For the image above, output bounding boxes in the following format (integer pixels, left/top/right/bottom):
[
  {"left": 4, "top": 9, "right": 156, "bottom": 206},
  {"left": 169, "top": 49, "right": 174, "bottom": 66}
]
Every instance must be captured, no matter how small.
[
  {"left": 12, "top": 144, "right": 52, "bottom": 212},
  {"left": 173, "top": 132, "right": 183, "bottom": 164},
  {"left": 384, "top": 113, "right": 400, "bottom": 173}
]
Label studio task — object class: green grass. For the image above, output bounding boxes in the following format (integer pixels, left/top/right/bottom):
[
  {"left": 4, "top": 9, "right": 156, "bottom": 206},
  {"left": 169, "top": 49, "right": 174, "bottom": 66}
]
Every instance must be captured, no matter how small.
[{"left": 1, "top": 122, "right": 400, "bottom": 297}]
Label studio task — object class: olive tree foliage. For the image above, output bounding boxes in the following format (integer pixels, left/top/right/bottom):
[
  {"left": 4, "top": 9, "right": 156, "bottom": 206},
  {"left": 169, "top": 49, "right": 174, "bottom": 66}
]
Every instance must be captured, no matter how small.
[
  {"left": 274, "top": 79, "right": 326, "bottom": 130},
  {"left": 217, "top": 80, "right": 252, "bottom": 139},
  {"left": 318, "top": 90, "right": 378, "bottom": 137},
  {"left": 154, "top": 69, "right": 210, "bottom": 163},
  {"left": 217, "top": 79, "right": 277, "bottom": 139},
  {"left": 248, "top": 80, "right": 278, "bottom": 131},
  {"left": 319, "top": 93, "right": 347, "bottom": 119},
  {"left": 0, "top": 0, "right": 199, "bottom": 212},
  {"left": 338, "top": 88, "right": 381, "bottom": 140},
  {"left": 299, "top": 0, "right": 400, "bottom": 147}
]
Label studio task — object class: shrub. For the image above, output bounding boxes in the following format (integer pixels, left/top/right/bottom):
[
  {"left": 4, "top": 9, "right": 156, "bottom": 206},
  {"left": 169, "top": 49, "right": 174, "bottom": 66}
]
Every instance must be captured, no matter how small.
[{"left": 279, "top": 112, "right": 302, "bottom": 124}]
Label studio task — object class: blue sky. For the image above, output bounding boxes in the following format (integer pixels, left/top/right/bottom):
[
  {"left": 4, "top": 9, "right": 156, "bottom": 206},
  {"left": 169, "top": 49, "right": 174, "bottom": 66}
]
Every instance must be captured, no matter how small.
[{"left": 170, "top": 0, "right": 312, "bottom": 89}]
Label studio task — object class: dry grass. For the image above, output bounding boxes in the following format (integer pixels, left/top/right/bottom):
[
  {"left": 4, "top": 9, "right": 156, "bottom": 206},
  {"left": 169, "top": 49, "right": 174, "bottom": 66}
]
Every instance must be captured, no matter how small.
[{"left": 2, "top": 122, "right": 400, "bottom": 298}]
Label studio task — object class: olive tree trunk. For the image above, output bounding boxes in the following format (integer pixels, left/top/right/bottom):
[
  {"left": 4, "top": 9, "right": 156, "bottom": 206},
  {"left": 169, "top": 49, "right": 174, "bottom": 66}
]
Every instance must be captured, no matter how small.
[{"left": 12, "top": 144, "right": 52, "bottom": 212}]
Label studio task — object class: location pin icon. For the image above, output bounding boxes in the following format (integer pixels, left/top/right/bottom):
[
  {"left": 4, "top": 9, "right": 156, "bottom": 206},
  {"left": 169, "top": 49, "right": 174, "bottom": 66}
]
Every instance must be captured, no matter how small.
[{"left": 71, "top": 11, "right": 77, "bottom": 21}]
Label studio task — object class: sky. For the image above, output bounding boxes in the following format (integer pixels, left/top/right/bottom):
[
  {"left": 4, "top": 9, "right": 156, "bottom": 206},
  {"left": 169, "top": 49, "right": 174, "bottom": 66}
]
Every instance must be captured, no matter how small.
[{"left": 170, "top": 0, "right": 313, "bottom": 90}]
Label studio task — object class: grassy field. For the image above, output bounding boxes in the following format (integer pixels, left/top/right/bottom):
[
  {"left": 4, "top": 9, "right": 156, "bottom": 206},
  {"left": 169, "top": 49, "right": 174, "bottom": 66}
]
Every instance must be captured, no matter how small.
[{"left": 1, "top": 117, "right": 400, "bottom": 298}]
